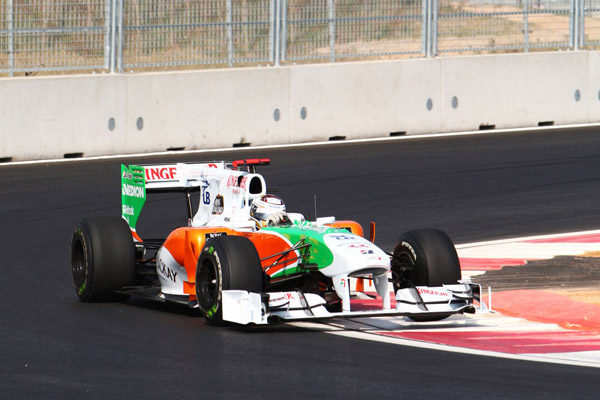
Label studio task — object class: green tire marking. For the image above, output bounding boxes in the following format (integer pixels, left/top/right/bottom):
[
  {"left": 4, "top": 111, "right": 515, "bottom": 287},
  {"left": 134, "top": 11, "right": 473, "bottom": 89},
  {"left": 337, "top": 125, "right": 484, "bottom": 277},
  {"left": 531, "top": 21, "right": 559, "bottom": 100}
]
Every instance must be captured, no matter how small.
[{"left": 206, "top": 303, "right": 218, "bottom": 318}]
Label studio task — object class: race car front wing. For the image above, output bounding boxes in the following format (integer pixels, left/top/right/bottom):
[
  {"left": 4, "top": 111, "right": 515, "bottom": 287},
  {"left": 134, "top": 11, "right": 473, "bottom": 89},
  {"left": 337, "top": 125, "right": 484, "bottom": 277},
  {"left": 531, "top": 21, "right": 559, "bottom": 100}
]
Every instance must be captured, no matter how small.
[{"left": 221, "top": 282, "right": 486, "bottom": 325}]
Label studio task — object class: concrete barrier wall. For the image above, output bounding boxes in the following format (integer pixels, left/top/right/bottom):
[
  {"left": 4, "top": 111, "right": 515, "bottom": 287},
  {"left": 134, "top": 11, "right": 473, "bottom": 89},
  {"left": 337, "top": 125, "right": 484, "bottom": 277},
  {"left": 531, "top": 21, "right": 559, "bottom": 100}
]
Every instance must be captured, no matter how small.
[
  {"left": 1, "top": 51, "right": 599, "bottom": 161},
  {"left": 441, "top": 52, "right": 593, "bottom": 130}
]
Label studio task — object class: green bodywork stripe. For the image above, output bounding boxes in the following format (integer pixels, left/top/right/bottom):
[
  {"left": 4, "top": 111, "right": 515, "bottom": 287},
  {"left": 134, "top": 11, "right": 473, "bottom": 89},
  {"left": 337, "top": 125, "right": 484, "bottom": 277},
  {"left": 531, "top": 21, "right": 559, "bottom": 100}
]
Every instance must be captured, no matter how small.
[{"left": 262, "top": 224, "right": 345, "bottom": 278}]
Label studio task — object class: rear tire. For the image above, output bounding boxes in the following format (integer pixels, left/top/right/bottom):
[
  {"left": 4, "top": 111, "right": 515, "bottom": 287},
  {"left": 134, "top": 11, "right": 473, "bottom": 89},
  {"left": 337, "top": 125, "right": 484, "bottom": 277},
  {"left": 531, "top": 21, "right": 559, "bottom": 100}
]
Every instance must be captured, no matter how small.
[
  {"left": 70, "top": 217, "right": 135, "bottom": 302},
  {"left": 391, "top": 229, "right": 461, "bottom": 322},
  {"left": 195, "top": 236, "right": 264, "bottom": 325}
]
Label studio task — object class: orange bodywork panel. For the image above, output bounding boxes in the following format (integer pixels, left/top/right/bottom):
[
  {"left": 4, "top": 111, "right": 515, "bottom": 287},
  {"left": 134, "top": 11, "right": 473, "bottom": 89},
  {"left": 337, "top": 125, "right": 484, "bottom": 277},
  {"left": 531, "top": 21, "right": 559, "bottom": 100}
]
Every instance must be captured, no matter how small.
[
  {"left": 131, "top": 230, "right": 144, "bottom": 242},
  {"left": 161, "top": 227, "right": 237, "bottom": 297},
  {"left": 160, "top": 227, "right": 300, "bottom": 299},
  {"left": 243, "top": 231, "right": 300, "bottom": 276}
]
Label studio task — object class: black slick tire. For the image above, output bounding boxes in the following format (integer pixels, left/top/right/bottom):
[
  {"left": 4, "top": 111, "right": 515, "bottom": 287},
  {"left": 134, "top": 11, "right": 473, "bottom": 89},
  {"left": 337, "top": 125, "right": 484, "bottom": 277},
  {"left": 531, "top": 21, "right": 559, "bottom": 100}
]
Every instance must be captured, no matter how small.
[
  {"left": 70, "top": 217, "right": 135, "bottom": 302},
  {"left": 392, "top": 229, "right": 461, "bottom": 288},
  {"left": 195, "top": 235, "right": 264, "bottom": 325},
  {"left": 392, "top": 229, "right": 461, "bottom": 322}
]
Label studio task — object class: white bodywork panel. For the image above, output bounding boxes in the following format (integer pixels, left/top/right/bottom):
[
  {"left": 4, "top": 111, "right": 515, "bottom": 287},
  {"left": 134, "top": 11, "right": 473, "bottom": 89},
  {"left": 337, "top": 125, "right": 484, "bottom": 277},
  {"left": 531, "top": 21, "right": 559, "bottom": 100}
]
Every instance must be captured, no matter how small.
[
  {"left": 320, "top": 232, "right": 391, "bottom": 310},
  {"left": 321, "top": 233, "right": 390, "bottom": 277},
  {"left": 221, "top": 291, "right": 265, "bottom": 325},
  {"left": 155, "top": 247, "right": 186, "bottom": 295}
]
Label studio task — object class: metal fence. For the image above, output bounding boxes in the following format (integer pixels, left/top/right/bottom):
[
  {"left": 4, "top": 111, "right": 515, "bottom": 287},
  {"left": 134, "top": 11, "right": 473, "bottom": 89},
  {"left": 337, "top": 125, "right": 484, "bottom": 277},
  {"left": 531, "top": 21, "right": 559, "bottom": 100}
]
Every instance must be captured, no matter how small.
[
  {"left": 119, "top": 0, "right": 273, "bottom": 70},
  {"left": 436, "top": 0, "right": 573, "bottom": 54},
  {"left": 0, "top": 0, "right": 109, "bottom": 74},
  {"left": 1, "top": 0, "right": 599, "bottom": 76},
  {"left": 584, "top": 0, "right": 600, "bottom": 47},
  {"left": 283, "top": 0, "right": 424, "bottom": 62}
]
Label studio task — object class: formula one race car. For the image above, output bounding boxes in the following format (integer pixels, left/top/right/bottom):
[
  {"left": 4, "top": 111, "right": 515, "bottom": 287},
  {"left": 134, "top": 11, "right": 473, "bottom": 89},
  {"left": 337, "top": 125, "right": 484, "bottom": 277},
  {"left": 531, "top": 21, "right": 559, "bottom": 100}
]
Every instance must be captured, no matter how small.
[{"left": 70, "top": 159, "right": 483, "bottom": 325}]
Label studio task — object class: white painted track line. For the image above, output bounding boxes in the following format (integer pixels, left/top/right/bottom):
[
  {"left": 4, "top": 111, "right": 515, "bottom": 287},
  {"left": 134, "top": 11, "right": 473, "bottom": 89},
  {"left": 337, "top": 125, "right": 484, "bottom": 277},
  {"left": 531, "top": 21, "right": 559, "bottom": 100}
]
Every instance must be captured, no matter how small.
[{"left": 456, "top": 229, "right": 600, "bottom": 249}]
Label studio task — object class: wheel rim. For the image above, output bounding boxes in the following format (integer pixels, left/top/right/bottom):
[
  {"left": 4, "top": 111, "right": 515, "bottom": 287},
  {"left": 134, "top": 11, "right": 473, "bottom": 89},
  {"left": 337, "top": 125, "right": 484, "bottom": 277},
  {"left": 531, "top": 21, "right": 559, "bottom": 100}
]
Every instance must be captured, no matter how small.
[
  {"left": 198, "top": 259, "right": 218, "bottom": 311},
  {"left": 71, "top": 239, "right": 87, "bottom": 288},
  {"left": 396, "top": 251, "right": 415, "bottom": 270},
  {"left": 392, "top": 250, "right": 416, "bottom": 290}
]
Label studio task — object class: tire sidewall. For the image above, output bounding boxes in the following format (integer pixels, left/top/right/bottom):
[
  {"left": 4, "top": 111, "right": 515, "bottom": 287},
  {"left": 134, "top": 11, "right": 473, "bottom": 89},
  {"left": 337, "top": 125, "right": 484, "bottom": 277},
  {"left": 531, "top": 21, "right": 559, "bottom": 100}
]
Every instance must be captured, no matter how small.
[
  {"left": 393, "top": 229, "right": 461, "bottom": 287},
  {"left": 393, "top": 234, "right": 429, "bottom": 287},
  {"left": 196, "top": 242, "right": 227, "bottom": 322},
  {"left": 71, "top": 223, "right": 94, "bottom": 301},
  {"left": 70, "top": 217, "right": 135, "bottom": 302},
  {"left": 195, "top": 236, "right": 264, "bottom": 325}
]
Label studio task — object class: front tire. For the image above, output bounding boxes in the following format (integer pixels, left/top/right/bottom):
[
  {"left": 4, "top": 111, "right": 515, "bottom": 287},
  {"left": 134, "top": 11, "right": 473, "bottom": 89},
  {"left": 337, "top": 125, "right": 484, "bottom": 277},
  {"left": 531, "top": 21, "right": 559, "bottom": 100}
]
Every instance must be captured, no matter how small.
[
  {"left": 195, "top": 236, "right": 264, "bottom": 325},
  {"left": 392, "top": 229, "right": 461, "bottom": 289},
  {"left": 391, "top": 229, "right": 461, "bottom": 322},
  {"left": 70, "top": 217, "right": 135, "bottom": 302}
]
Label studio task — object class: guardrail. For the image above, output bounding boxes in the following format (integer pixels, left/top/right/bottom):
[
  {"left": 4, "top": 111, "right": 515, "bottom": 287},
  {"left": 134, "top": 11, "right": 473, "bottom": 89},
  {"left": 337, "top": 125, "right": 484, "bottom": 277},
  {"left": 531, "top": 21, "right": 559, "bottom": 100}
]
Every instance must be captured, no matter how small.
[{"left": 1, "top": 0, "right": 600, "bottom": 76}]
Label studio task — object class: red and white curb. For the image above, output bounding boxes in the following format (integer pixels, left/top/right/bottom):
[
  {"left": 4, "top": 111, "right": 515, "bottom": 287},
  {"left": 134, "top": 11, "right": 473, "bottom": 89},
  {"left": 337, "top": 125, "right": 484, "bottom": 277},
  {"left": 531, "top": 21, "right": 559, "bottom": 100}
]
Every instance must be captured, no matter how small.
[
  {"left": 295, "top": 229, "right": 600, "bottom": 368},
  {"left": 457, "top": 229, "right": 600, "bottom": 275}
]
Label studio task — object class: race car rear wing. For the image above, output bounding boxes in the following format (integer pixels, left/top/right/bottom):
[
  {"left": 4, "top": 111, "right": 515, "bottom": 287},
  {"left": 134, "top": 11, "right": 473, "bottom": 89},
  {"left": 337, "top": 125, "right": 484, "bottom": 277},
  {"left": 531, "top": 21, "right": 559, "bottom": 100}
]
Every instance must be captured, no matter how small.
[
  {"left": 142, "top": 162, "right": 228, "bottom": 191},
  {"left": 121, "top": 160, "right": 269, "bottom": 236}
]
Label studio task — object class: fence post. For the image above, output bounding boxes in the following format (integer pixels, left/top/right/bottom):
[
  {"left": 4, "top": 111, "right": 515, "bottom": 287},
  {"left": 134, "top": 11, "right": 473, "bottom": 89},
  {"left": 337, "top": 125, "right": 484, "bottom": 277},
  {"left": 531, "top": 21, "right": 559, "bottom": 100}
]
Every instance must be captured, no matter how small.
[
  {"left": 105, "top": 0, "right": 111, "bottom": 71},
  {"left": 109, "top": 0, "right": 117, "bottom": 72},
  {"left": 274, "top": 0, "right": 281, "bottom": 66},
  {"left": 431, "top": 0, "right": 438, "bottom": 56},
  {"left": 8, "top": 0, "right": 14, "bottom": 77},
  {"left": 578, "top": 0, "right": 585, "bottom": 49},
  {"left": 421, "top": 0, "right": 429, "bottom": 56},
  {"left": 523, "top": 0, "right": 529, "bottom": 52},
  {"left": 270, "top": 0, "right": 281, "bottom": 66},
  {"left": 328, "top": 0, "right": 335, "bottom": 62},
  {"left": 426, "top": 0, "right": 438, "bottom": 57},
  {"left": 570, "top": 0, "right": 578, "bottom": 49},
  {"left": 280, "top": 0, "right": 287, "bottom": 63},
  {"left": 226, "top": 0, "right": 234, "bottom": 67},
  {"left": 117, "top": 0, "right": 124, "bottom": 72}
]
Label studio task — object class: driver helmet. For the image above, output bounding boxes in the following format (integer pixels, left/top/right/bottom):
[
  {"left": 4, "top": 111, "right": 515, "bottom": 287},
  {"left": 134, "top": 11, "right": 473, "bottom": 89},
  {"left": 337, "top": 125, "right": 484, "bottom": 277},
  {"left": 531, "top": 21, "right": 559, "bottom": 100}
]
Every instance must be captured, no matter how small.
[{"left": 250, "top": 194, "right": 287, "bottom": 227}]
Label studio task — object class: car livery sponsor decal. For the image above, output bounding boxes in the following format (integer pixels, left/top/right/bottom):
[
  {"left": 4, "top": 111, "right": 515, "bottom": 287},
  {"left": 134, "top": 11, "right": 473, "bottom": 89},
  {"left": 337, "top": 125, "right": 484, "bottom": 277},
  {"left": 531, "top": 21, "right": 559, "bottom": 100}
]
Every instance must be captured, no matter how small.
[
  {"left": 144, "top": 166, "right": 178, "bottom": 182},
  {"left": 121, "top": 183, "right": 144, "bottom": 198},
  {"left": 121, "top": 164, "right": 146, "bottom": 231},
  {"left": 417, "top": 287, "right": 450, "bottom": 298},
  {"left": 157, "top": 260, "right": 178, "bottom": 283},
  {"left": 269, "top": 292, "right": 296, "bottom": 307},
  {"left": 206, "top": 232, "right": 227, "bottom": 240},
  {"left": 328, "top": 233, "right": 355, "bottom": 242},
  {"left": 144, "top": 163, "right": 221, "bottom": 184}
]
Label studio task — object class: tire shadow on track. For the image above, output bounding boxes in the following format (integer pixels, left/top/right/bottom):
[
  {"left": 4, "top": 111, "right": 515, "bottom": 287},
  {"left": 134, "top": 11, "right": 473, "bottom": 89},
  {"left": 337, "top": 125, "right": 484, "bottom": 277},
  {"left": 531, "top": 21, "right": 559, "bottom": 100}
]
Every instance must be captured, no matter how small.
[{"left": 122, "top": 295, "right": 312, "bottom": 333}]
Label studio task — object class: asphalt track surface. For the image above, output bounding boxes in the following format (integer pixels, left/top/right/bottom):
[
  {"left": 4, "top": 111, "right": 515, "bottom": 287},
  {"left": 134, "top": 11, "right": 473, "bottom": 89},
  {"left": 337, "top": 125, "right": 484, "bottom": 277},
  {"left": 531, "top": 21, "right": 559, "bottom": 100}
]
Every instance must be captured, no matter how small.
[{"left": 1, "top": 127, "right": 600, "bottom": 399}]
